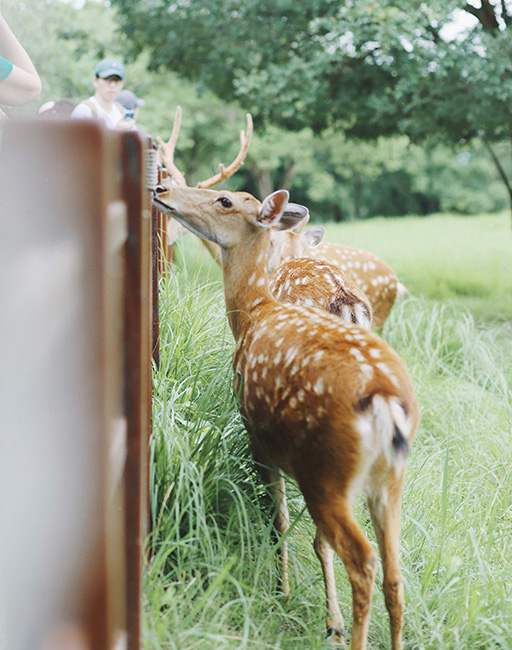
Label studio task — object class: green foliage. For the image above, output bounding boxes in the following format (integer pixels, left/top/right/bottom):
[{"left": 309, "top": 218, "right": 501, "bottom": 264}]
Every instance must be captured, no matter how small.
[
  {"left": 3, "top": 0, "right": 510, "bottom": 218},
  {"left": 147, "top": 215, "right": 512, "bottom": 647},
  {"left": 111, "top": 0, "right": 512, "bottom": 214}
]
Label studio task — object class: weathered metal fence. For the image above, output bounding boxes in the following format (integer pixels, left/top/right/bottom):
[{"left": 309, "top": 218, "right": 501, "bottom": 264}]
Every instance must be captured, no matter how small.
[{"left": 0, "top": 119, "right": 158, "bottom": 650}]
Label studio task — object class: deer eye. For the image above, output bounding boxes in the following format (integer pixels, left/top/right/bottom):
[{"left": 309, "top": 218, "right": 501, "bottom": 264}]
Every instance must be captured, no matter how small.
[
  {"left": 154, "top": 185, "right": 167, "bottom": 194},
  {"left": 218, "top": 197, "right": 232, "bottom": 208}
]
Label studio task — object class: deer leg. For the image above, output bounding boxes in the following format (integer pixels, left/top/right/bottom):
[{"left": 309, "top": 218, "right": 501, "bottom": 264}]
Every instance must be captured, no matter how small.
[
  {"left": 367, "top": 482, "right": 405, "bottom": 650},
  {"left": 316, "top": 499, "right": 377, "bottom": 650},
  {"left": 269, "top": 469, "right": 290, "bottom": 596},
  {"left": 313, "top": 528, "right": 346, "bottom": 645},
  {"left": 257, "top": 461, "right": 290, "bottom": 596}
]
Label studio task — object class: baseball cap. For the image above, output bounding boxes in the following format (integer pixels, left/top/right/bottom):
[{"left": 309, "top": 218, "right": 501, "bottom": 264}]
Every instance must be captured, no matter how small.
[
  {"left": 94, "top": 58, "right": 125, "bottom": 79},
  {"left": 116, "top": 89, "right": 146, "bottom": 110}
]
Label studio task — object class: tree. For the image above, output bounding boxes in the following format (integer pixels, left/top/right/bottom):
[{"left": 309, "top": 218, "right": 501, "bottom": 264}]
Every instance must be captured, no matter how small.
[{"left": 111, "top": 0, "right": 512, "bottom": 222}]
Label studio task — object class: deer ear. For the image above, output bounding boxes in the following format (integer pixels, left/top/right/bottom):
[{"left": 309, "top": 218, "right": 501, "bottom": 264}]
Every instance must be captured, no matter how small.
[
  {"left": 258, "top": 190, "right": 290, "bottom": 226},
  {"left": 300, "top": 226, "right": 324, "bottom": 252},
  {"left": 291, "top": 210, "right": 310, "bottom": 233}
]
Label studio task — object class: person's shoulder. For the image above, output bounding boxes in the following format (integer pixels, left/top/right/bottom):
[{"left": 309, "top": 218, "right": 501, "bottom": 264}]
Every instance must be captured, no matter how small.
[{"left": 70, "top": 98, "right": 95, "bottom": 119}]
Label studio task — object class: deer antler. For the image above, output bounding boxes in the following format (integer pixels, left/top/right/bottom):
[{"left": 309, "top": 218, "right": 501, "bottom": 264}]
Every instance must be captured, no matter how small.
[
  {"left": 196, "top": 113, "right": 253, "bottom": 189},
  {"left": 156, "top": 105, "right": 187, "bottom": 187}
]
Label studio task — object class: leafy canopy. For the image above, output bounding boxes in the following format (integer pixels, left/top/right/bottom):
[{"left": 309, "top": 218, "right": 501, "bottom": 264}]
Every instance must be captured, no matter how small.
[{"left": 111, "top": 0, "right": 512, "bottom": 145}]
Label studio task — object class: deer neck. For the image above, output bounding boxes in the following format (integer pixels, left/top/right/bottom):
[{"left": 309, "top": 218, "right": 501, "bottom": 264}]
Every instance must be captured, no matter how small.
[{"left": 221, "top": 232, "right": 274, "bottom": 339}]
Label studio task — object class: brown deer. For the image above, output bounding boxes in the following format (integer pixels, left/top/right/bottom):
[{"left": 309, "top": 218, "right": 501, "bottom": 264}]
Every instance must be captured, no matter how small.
[
  {"left": 158, "top": 109, "right": 405, "bottom": 328},
  {"left": 158, "top": 109, "right": 372, "bottom": 330},
  {"left": 268, "top": 257, "right": 373, "bottom": 330},
  {"left": 268, "top": 220, "right": 405, "bottom": 329},
  {"left": 153, "top": 184, "right": 420, "bottom": 650}
]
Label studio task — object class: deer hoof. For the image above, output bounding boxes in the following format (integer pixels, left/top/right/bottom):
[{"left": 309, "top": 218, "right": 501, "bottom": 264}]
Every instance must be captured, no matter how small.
[{"left": 326, "top": 627, "right": 346, "bottom": 647}]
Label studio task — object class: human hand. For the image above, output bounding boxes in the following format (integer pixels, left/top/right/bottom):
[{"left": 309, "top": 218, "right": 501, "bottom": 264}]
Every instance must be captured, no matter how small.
[{"left": 116, "top": 117, "right": 136, "bottom": 131}]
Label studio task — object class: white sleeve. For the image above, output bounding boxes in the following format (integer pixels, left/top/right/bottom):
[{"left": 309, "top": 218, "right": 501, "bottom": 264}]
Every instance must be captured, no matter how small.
[{"left": 70, "top": 103, "right": 94, "bottom": 119}]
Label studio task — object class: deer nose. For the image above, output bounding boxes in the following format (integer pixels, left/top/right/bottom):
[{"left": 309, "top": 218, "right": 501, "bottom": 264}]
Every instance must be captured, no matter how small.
[{"left": 154, "top": 185, "right": 167, "bottom": 194}]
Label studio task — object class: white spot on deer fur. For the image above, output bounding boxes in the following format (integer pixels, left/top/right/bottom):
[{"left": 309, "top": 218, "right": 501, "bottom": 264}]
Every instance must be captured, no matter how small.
[
  {"left": 275, "top": 375, "right": 282, "bottom": 388},
  {"left": 275, "top": 337, "right": 284, "bottom": 347},
  {"left": 313, "top": 377, "right": 325, "bottom": 394},
  {"left": 301, "top": 355, "right": 311, "bottom": 367},
  {"left": 252, "top": 371, "right": 258, "bottom": 382},
  {"left": 261, "top": 366, "right": 268, "bottom": 379},
  {"left": 350, "top": 347, "right": 366, "bottom": 363},
  {"left": 369, "top": 348, "right": 382, "bottom": 358},
  {"left": 248, "top": 272, "right": 256, "bottom": 286},
  {"left": 257, "top": 277, "right": 266, "bottom": 287},
  {"left": 360, "top": 363, "right": 374, "bottom": 378},
  {"left": 313, "top": 350, "right": 324, "bottom": 362},
  {"left": 257, "top": 250, "right": 265, "bottom": 264},
  {"left": 289, "top": 397, "right": 297, "bottom": 408},
  {"left": 376, "top": 362, "right": 400, "bottom": 387},
  {"left": 306, "top": 414, "right": 317, "bottom": 429},
  {"left": 274, "top": 351, "right": 282, "bottom": 365},
  {"left": 297, "top": 389, "right": 305, "bottom": 402},
  {"left": 376, "top": 361, "right": 392, "bottom": 376},
  {"left": 285, "top": 347, "right": 297, "bottom": 364},
  {"left": 252, "top": 297, "right": 263, "bottom": 307},
  {"left": 369, "top": 261, "right": 376, "bottom": 270},
  {"left": 290, "top": 363, "right": 299, "bottom": 376}
]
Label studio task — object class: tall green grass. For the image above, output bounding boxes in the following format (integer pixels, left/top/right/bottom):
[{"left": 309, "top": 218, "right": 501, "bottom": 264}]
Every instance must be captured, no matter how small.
[{"left": 145, "top": 215, "right": 512, "bottom": 648}]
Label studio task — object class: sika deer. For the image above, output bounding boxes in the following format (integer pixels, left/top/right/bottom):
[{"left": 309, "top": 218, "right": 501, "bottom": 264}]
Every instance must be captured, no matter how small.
[
  {"left": 269, "top": 257, "right": 372, "bottom": 330},
  {"left": 268, "top": 222, "right": 403, "bottom": 329},
  {"left": 157, "top": 108, "right": 401, "bottom": 330},
  {"left": 153, "top": 185, "right": 419, "bottom": 650}
]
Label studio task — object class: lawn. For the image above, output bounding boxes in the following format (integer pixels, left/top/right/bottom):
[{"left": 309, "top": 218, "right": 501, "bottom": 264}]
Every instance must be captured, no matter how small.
[
  {"left": 322, "top": 210, "right": 512, "bottom": 323},
  {"left": 145, "top": 212, "right": 512, "bottom": 649}
]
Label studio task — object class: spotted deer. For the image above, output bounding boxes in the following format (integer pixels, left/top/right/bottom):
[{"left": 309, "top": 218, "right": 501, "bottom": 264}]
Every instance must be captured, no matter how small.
[
  {"left": 153, "top": 184, "right": 420, "bottom": 650},
  {"left": 158, "top": 110, "right": 404, "bottom": 329},
  {"left": 268, "top": 257, "right": 372, "bottom": 331},
  {"left": 158, "top": 109, "right": 372, "bottom": 331},
  {"left": 268, "top": 220, "right": 405, "bottom": 329}
]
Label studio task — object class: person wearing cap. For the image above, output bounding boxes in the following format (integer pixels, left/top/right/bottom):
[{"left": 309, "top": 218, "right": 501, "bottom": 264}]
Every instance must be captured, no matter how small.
[{"left": 71, "top": 58, "right": 134, "bottom": 130}]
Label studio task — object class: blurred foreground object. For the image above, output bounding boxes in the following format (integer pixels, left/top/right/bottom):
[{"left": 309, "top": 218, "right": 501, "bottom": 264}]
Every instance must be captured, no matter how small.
[{"left": 0, "top": 119, "right": 152, "bottom": 650}]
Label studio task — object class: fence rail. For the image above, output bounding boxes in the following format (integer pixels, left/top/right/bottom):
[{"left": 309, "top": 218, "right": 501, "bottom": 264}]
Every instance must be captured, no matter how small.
[{"left": 0, "top": 119, "right": 159, "bottom": 650}]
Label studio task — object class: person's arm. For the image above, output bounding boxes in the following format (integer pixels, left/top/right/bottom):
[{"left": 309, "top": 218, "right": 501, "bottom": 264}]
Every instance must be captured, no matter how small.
[{"left": 0, "top": 9, "right": 41, "bottom": 106}]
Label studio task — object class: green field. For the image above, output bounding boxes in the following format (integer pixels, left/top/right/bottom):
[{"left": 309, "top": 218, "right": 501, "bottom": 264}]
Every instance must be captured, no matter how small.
[{"left": 145, "top": 212, "right": 512, "bottom": 649}]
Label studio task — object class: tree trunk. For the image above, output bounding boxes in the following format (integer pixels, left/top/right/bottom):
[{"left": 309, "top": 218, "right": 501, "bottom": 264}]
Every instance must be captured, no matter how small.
[{"left": 480, "top": 134, "right": 512, "bottom": 229}]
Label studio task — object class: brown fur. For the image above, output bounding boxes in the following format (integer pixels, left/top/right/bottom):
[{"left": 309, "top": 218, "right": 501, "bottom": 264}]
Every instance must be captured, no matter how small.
[{"left": 269, "top": 257, "right": 372, "bottom": 329}]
